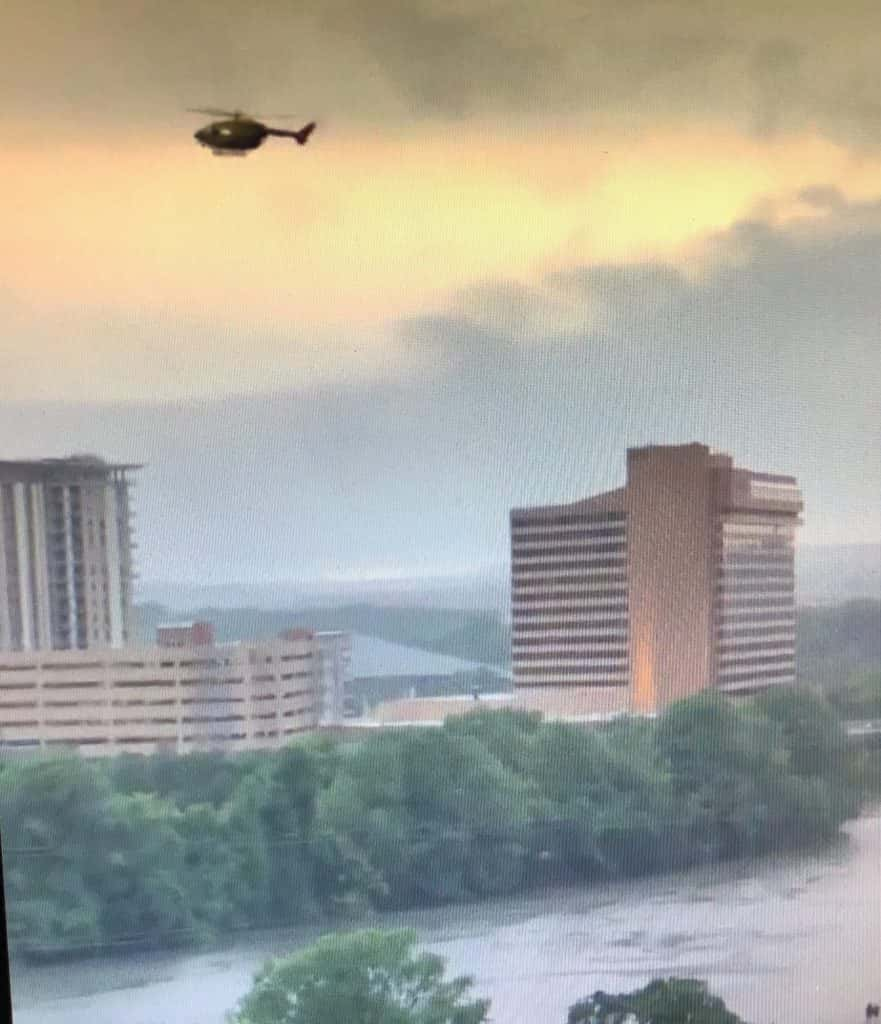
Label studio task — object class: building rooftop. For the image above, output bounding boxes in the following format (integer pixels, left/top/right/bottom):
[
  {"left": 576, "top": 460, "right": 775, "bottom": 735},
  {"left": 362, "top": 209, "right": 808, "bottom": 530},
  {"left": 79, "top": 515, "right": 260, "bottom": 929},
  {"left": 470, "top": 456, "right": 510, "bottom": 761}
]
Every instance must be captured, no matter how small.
[
  {"left": 0, "top": 456, "right": 143, "bottom": 477},
  {"left": 748, "top": 470, "right": 798, "bottom": 484},
  {"left": 511, "top": 487, "right": 626, "bottom": 519},
  {"left": 368, "top": 686, "right": 630, "bottom": 725},
  {"left": 511, "top": 445, "right": 801, "bottom": 519}
]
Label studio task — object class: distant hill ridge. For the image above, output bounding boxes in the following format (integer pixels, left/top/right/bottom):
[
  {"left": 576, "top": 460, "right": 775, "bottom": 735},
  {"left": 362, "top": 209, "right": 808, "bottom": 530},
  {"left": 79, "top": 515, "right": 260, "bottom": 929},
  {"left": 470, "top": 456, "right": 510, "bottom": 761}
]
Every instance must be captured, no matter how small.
[
  {"left": 797, "top": 542, "right": 880, "bottom": 605},
  {"left": 137, "top": 543, "right": 879, "bottom": 614},
  {"left": 797, "top": 598, "right": 881, "bottom": 687},
  {"left": 136, "top": 597, "right": 880, "bottom": 682},
  {"left": 136, "top": 602, "right": 511, "bottom": 667}
]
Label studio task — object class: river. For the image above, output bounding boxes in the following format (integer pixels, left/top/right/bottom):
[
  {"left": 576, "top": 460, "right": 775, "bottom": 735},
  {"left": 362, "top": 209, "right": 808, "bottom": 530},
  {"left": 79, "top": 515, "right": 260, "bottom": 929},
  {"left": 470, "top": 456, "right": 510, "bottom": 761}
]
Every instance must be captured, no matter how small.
[{"left": 12, "top": 814, "right": 880, "bottom": 1024}]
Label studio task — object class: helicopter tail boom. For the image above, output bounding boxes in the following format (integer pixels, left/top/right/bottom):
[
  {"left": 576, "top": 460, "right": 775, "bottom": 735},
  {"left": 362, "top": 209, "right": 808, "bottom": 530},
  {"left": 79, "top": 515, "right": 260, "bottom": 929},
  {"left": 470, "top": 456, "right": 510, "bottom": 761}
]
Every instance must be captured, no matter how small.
[{"left": 265, "top": 121, "right": 317, "bottom": 145}]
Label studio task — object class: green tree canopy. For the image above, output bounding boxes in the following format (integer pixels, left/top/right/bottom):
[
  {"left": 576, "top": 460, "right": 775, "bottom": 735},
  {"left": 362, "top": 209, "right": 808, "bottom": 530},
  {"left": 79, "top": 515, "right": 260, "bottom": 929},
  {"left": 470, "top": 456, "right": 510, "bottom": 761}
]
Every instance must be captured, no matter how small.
[
  {"left": 568, "top": 978, "right": 746, "bottom": 1024},
  {"left": 231, "top": 928, "right": 489, "bottom": 1024},
  {"left": 0, "top": 688, "right": 865, "bottom": 962}
]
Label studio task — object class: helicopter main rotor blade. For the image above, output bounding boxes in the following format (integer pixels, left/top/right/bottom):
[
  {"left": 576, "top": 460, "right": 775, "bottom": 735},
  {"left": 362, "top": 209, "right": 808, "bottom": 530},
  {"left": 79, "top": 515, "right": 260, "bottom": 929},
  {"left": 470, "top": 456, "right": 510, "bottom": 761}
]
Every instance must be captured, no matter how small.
[{"left": 187, "top": 107, "right": 247, "bottom": 118}]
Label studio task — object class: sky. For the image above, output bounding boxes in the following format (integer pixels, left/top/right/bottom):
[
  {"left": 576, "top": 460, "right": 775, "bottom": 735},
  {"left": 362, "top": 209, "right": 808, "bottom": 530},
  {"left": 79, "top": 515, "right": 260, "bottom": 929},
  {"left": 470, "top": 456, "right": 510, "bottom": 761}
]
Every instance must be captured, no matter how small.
[{"left": 3, "top": 0, "right": 880, "bottom": 584}]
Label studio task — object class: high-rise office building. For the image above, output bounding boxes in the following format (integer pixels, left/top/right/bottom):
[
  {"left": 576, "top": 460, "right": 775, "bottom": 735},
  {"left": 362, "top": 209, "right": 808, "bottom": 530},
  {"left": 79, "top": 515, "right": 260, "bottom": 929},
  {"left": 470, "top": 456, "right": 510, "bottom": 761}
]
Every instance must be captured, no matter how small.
[
  {"left": 510, "top": 443, "right": 803, "bottom": 713},
  {"left": 0, "top": 456, "right": 140, "bottom": 651}
]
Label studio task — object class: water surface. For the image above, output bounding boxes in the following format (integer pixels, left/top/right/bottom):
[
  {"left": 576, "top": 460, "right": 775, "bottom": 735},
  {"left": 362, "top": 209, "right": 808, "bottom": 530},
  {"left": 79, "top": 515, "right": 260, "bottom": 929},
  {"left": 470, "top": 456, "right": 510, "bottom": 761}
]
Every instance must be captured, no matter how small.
[{"left": 13, "top": 815, "right": 880, "bottom": 1024}]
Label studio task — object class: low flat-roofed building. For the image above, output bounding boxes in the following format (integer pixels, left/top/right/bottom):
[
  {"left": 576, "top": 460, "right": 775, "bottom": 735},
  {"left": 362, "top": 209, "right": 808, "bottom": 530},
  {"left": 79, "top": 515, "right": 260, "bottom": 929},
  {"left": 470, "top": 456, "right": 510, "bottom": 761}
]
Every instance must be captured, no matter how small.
[
  {"left": 366, "top": 686, "right": 629, "bottom": 727},
  {"left": 0, "top": 629, "right": 322, "bottom": 757},
  {"left": 156, "top": 621, "right": 215, "bottom": 648}
]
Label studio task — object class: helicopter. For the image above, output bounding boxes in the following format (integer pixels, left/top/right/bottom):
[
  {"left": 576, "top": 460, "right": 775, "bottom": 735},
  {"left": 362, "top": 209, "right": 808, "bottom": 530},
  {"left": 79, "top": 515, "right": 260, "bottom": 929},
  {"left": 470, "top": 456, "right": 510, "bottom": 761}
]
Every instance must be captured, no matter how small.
[{"left": 189, "top": 108, "right": 316, "bottom": 156}]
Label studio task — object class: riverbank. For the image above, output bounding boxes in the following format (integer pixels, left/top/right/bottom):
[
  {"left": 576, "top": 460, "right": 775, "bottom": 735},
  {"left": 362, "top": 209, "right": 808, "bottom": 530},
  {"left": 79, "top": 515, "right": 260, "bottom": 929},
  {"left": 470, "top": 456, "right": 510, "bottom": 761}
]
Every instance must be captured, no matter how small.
[
  {"left": 13, "top": 813, "right": 880, "bottom": 1024},
  {"left": 2, "top": 691, "right": 862, "bottom": 964}
]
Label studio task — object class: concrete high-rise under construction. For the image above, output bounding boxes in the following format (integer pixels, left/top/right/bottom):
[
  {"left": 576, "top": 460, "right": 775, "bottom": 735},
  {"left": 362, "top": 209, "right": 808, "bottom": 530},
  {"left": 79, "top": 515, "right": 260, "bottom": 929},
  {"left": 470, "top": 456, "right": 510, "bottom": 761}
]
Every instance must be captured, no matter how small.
[
  {"left": 0, "top": 456, "right": 140, "bottom": 651},
  {"left": 510, "top": 443, "right": 803, "bottom": 713}
]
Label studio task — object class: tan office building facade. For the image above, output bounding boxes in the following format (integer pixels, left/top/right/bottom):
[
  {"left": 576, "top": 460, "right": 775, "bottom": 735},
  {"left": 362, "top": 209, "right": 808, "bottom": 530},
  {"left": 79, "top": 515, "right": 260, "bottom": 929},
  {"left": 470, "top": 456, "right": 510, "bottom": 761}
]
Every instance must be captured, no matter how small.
[
  {"left": 0, "top": 631, "right": 322, "bottom": 757},
  {"left": 510, "top": 443, "right": 802, "bottom": 713}
]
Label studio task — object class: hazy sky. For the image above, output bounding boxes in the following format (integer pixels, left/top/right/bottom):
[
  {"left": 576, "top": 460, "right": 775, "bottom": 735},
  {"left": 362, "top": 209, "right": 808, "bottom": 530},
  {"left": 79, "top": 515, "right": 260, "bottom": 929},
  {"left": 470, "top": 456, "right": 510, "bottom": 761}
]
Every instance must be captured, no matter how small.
[{"left": 3, "top": 1, "right": 880, "bottom": 583}]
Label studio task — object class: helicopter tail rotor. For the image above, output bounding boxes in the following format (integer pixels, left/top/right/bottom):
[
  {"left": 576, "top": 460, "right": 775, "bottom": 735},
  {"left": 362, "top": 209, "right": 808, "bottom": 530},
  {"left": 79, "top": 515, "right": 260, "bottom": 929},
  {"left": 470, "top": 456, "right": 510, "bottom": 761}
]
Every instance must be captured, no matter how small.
[{"left": 293, "top": 121, "right": 316, "bottom": 145}]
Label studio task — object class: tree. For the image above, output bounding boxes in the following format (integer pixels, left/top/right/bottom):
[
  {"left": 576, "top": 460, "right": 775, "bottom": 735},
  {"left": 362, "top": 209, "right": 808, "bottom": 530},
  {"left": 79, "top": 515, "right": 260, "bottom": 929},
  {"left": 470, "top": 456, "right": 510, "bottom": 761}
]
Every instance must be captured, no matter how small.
[
  {"left": 755, "top": 686, "right": 859, "bottom": 833},
  {"left": 568, "top": 978, "right": 746, "bottom": 1024},
  {"left": 0, "top": 693, "right": 868, "bottom": 964},
  {"left": 826, "top": 668, "right": 881, "bottom": 721},
  {"left": 250, "top": 743, "right": 334, "bottom": 924},
  {"left": 231, "top": 928, "right": 489, "bottom": 1024},
  {"left": 0, "top": 756, "right": 111, "bottom": 956},
  {"left": 313, "top": 735, "right": 411, "bottom": 910},
  {"left": 96, "top": 791, "right": 195, "bottom": 948},
  {"left": 655, "top": 693, "right": 785, "bottom": 860}
]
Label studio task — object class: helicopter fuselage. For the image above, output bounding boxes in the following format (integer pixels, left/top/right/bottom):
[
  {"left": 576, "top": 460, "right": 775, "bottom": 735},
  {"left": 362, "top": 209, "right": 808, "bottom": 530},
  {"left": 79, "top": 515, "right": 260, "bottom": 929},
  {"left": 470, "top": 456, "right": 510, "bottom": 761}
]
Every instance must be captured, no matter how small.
[{"left": 194, "top": 119, "right": 268, "bottom": 154}]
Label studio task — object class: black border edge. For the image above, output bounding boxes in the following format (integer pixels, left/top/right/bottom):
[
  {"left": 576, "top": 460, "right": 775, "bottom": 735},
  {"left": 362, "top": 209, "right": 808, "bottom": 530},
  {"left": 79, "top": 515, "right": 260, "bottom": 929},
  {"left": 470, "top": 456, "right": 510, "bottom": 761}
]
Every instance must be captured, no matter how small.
[{"left": 0, "top": 829, "right": 13, "bottom": 1022}]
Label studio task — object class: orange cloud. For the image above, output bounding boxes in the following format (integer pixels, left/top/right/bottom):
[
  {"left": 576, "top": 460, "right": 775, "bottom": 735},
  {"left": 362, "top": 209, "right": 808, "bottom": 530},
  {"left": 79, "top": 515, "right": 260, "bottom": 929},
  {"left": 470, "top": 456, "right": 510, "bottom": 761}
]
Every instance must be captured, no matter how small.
[{"left": 3, "top": 121, "right": 880, "bottom": 400}]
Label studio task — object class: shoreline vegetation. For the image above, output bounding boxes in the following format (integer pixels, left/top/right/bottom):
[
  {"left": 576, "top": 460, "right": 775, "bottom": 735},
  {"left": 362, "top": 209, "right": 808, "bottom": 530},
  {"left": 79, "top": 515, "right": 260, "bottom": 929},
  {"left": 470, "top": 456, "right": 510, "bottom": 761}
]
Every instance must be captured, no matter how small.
[
  {"left": 227, "top": 928, "right": 750, "bottom": 1024},
  {"left": 1, "top": 686, "right": 875, "bottom": 965}
]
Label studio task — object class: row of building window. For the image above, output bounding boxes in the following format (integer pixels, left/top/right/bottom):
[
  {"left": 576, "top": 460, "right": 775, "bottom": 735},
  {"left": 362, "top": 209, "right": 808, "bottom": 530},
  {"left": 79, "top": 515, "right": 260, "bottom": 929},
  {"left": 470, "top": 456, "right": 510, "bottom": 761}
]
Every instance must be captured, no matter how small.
[
  {"left": 718, "top": 647, "right": 795, "bottom": 666},
  {"left": 514, "top": 657, "right": 630, "bottom": 670},
  {"left": 511, "top": 511, "right": 626, "bottom": 528},
  {"left": 513, "top": 596, "right": 628, "bottom": 610},
  {"left": 2, "top": 709, "right": 318, "bottom": 728},
  {"left": 512, "top": 634, "right": 629, "bottom": 648},
  {"left": 718, "top": 659, "right": 795, "bottom": 678},
  {"left": 511, "top": 540, "right": 626, "bottom": 558},
  {"left": 716, "top": 594, "right": 795, "bottom": 610},
  {"left": 514, "top": 586, "right": 628, "bottom": 602},
  {"left": 717, "top": 596, "right": 795, "bottom": 610},
  {"left": 1, "top": 691, "right": 312, "bottom": 710},
  {"left": 513, "top": 658, "right": 630, "bottom": 670},
  {"left": 717, "top": 637, "right": 794, "bottom": 654},
  {"left": 717, "top": 577, "right": 794, "bottom": 591},
  {"left": 717, "top": 620, "right": 795, "bottom": 634},
  {"left": 514, "top": 568, "right": 627, "bottom": 582},
  {"left": 718, "top": 563, "right": 795, "bottom": 577},
  {"left": 514, "top": 670, "right": 629, "bottom": 682},
  {"left": 511, "top": 557, "right": 626, "bottom": 573},
  {"left": 513, "top": 614, "right": 630, "bottom": 629},
  {"left": 719, "top": 550, "right": 794, "bottom": 564}
]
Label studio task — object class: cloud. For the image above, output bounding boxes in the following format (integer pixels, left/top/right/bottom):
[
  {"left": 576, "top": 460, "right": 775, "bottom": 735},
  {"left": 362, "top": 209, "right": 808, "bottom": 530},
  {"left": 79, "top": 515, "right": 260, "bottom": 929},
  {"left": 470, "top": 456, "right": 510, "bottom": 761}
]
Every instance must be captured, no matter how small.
[
  {"left": 0, "top": 308, "right": 419, "bottom": 404},
  {"left": 2, "top": 189, "right": 878, "bottom": 580},
  {"left": 410, "top": 188, "right": 881, "bottom": 367},
  {"left": 14, "top": 124, "right": 878, "bottom": 404},
  {"left": 798, "top": 185, "right": 850, "bottom": 211},
  {"left": 4, "top": 0, "right": 880, "bottom": 146},
  {"left": 321, "top": 0, "right": 881, "bottom": 146},
  {"left": 748, "top": 37, "right": 806, "bottom": 140}
]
